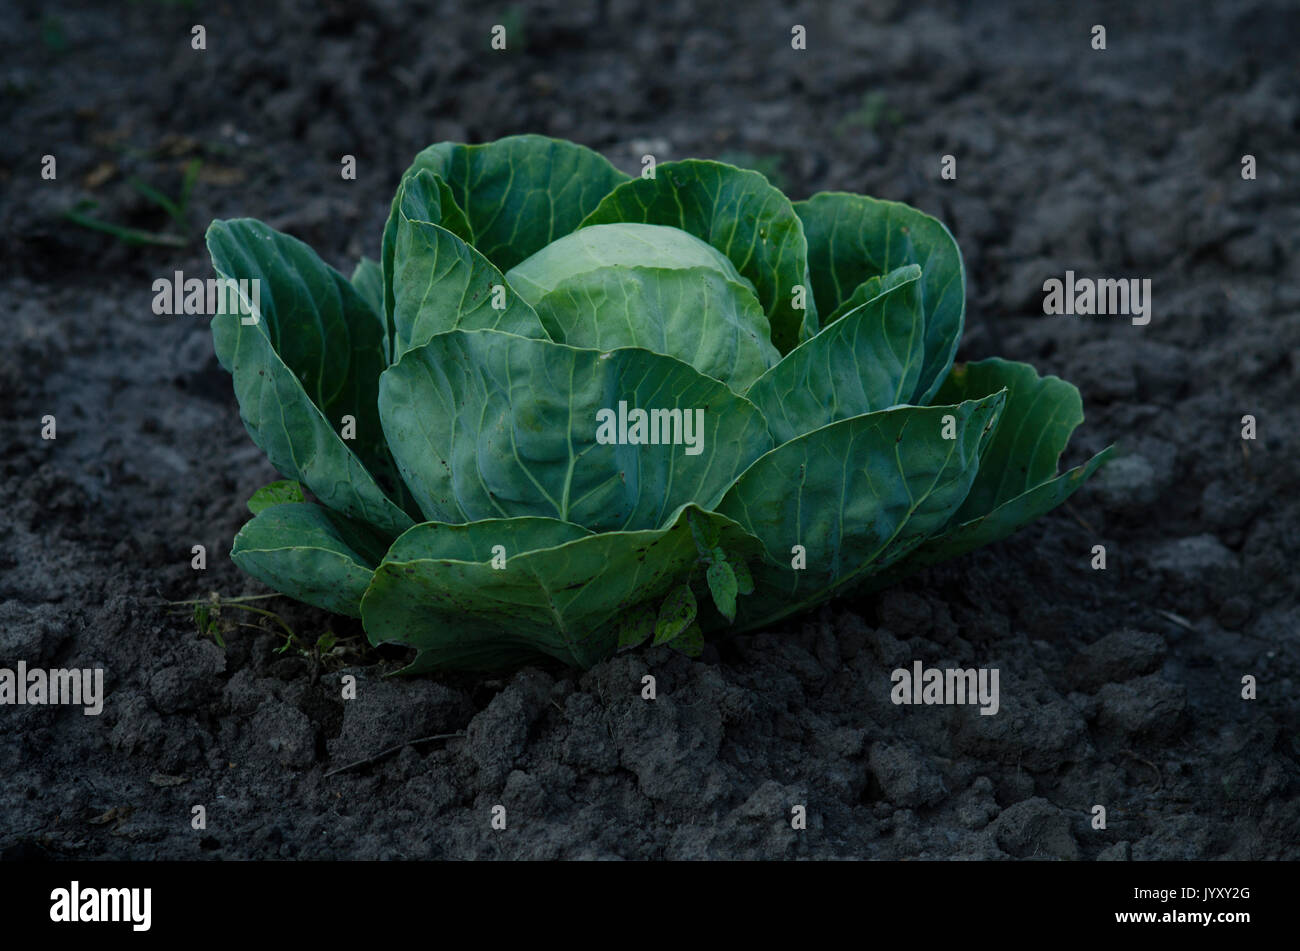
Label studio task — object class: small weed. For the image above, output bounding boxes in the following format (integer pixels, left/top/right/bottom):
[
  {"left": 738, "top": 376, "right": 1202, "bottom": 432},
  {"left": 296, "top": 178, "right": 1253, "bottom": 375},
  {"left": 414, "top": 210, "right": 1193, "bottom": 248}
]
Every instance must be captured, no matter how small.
[
  {"left": 837, "top": 91, "right": 904, "bottom": 136},
  {"left": 63, "top": 159, "right": 201, "bottom": 248},
  {"left": 40, "top": 16, "right": 69, "bottom": 55},
  {"left": 169, "top": 592, "right": 364, "bottom": 669},
  {"left": 170, "top": 591, "right": 296, "bottom": 649},
  {"left": 499, "top": 5, "right": 527, "bottom": 51}
]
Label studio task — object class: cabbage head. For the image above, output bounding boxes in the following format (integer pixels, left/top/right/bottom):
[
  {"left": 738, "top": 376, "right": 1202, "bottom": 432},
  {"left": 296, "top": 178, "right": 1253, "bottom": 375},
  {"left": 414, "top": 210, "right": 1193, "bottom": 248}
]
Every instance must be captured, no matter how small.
[{"left": 206, "top": 135, "right": 1110, "bottom": 671}]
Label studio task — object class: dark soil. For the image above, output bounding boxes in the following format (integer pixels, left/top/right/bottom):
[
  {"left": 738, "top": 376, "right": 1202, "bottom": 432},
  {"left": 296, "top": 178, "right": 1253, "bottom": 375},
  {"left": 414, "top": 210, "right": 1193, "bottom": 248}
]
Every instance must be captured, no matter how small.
[{"left": 2, "top": 0, "right": 1297, "bottom": 859}]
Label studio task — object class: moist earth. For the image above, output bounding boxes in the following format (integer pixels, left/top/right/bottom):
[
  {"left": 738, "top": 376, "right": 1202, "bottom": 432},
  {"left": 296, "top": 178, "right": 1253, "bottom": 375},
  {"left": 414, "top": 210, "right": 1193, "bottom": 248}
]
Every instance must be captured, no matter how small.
[{"left": 1, "top": 0, "right": 1297, "bottom": 859}]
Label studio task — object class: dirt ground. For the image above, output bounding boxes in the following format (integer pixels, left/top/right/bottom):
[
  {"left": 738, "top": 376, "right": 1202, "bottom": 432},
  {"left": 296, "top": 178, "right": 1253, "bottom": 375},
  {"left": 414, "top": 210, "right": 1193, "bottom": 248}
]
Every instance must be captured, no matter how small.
[{"left": 2, "top": 0, "right": 1297, "bottom": 859}]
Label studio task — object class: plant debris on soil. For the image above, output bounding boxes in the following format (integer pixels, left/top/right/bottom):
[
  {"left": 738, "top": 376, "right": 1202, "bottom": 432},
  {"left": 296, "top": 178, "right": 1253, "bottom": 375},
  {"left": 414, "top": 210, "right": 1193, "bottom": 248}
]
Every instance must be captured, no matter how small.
[{"left": 1, "top": 0, "right": 1297, "bottom": 859}]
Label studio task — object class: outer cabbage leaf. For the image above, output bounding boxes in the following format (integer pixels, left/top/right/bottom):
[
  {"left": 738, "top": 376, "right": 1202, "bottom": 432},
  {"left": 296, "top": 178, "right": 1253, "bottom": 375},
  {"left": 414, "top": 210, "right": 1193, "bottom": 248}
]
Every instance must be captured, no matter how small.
[
  {"left": 397, "top": 167, "right": 472, "bottom": 244},
  {"left": 377, "top": 329, "right": 774, "bottom": 532},
  {"left": 715, "top": 395, "right": 1006, "bottom": 630},
  {"left": 360, "top": 505, "right": 763, "bottom": 670},
  {"left": 579, "top": 160, "right": 817, "bottom": 354},
  {"left": 231, "top": 502, "right": 391, "bottom": 617},
  {"left": 940, "top": 359, "right": 1092, "bottom": 519},
  {"left": 391, "top": 171, "right": 548, "bottom": 357},
  {"left": 380, "top": 166, "right": 470, "bottom": 352},
  {"left": 865, "top": 359, "right": 1113, "bottom": 583},
  {"left": 794, "top": 193, "right": 963, "bottom": 403},
  {"left": 350, "top": 257, "right": 384, "bottom": 321},
  {"left": 381, "top": 134, "right": 630, "bottom": 299},
  {"left": 822, "top": 263, "right": 924, "bottom": 327},
  {"left": 745, "top": 265, "right": 924, "bottom": 443},
  {"left": 207, "top": 219, "right": 415, "bottom": 538}
]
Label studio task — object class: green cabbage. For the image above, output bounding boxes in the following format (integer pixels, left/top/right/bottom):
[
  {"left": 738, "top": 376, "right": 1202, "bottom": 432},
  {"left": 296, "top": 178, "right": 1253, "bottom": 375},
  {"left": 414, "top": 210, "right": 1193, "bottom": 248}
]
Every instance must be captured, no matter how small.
[{"left": 208, "top": 134, "right": 1111, "bottom": 671}]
